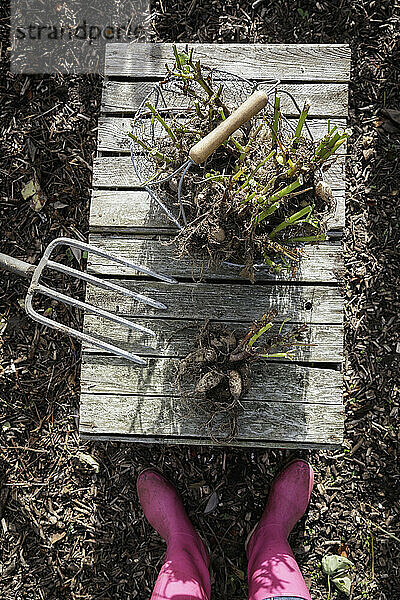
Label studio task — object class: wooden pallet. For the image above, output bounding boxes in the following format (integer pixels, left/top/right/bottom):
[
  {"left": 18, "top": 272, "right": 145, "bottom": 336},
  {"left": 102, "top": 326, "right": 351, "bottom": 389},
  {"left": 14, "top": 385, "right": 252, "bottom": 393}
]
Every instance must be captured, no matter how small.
[{"left": 79, "top": 43, "right": 350, "bottom": 448}]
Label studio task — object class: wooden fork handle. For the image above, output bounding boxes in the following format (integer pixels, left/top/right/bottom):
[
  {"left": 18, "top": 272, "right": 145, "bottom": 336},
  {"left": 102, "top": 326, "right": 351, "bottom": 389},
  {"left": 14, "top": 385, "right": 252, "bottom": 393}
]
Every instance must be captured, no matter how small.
[{"left": 188, "top": 90, "right": 268, "bottom": 165}]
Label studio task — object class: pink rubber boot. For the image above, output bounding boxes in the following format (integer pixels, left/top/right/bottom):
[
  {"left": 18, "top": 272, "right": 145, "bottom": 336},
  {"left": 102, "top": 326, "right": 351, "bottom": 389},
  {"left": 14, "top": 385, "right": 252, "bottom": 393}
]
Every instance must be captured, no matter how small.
[
  {"left": 137, "top": 469, "right": 211, "bottom": 600},
  {"left": 247, "top": 460, "right": 314, "bottom": 600}
]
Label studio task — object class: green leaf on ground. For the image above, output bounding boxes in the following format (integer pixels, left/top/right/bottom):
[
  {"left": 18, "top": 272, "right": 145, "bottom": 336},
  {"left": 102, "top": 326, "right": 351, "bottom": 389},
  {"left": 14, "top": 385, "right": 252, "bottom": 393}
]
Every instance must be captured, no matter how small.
[
  {"left": 322, "top": 554, "right": 354, "bottom": 576},
  {"left": 21, "top": 175, "right": 46, "bottom": 212},
  {"left": 322, "top": 554, "right": 355, "bottom": 597},
  {"left": 332, "top": 575, "right": 352, "bottom": 595}
]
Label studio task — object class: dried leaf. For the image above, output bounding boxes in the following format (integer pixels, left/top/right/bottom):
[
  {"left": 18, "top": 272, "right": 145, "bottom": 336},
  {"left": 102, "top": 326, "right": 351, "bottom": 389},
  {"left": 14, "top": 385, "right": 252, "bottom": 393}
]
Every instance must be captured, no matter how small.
[
  {"left": 380, "top": 108, "right": 400, "bottom": 128},
  {"left": 70, "top": 246, "right": 82, "bottom": 263},
  {"left": 231, "top": 565, "right": 245, "bottom": 580},
  {"left": 338, "top": 542, "right": 349, "bottom": 558},
  {"left": 362, "top": 148, "right": 374, "bottom": 161},
  {"left": 204, "top": 491, "right": 219, "bottom": 514},
  {"left": 50, "top": 531, "right": 66, "bottom": 544},
  {"left": 77, "top": 452, "right": 100, "bottom": 473}
]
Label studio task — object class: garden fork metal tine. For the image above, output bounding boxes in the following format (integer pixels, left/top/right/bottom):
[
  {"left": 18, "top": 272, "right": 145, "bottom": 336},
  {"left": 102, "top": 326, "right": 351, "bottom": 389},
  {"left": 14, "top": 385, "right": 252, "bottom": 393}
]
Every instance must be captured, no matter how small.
[
  {"left": 0, "top": 237, "right": 178, "bottom": 365},
  {"left": 47, "top": 260, "right": 169, "bottom": 310}
]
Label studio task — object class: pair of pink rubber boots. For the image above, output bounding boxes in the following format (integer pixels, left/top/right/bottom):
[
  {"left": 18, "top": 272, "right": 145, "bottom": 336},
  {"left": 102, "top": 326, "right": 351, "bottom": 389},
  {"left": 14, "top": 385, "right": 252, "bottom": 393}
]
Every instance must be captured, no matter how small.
[{"left": 137, "top": 459, "right": 313, "bottom": 600}]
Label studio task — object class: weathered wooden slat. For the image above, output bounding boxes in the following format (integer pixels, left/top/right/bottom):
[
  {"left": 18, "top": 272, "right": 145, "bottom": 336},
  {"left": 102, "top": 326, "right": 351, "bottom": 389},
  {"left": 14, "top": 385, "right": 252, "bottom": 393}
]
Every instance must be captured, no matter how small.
[
  {"left": 92, "top": 155, "right": 345, "bottom": 190},
  {"left": 80, "top": 354, "right": 342, "bottom": 403},
  {"left": 105, "top": 44, "right": 351, "bottom": 82},
  {"left": 89, "top": 189, "right": 345, "bottom": 232},
  {"left": 86, "top": 235, "right": 343, "bottom": 284},
  {"left": 82, "top": 316, "right": 343, "bottom": 362},
  {"left": 85, "top": 281, "right": 343, "bottom": 324},
  {"left": 80, "top": 393, "right": 343, "bottom": 447},
  {"left": 101, "top": 81, "right": 349, "bottom": 117},
  {"left": 79, "top": 434, "right": 340, "bottom": 449},
  {"left": 98, "top": 116, "right": 347, "bottom": 153}
]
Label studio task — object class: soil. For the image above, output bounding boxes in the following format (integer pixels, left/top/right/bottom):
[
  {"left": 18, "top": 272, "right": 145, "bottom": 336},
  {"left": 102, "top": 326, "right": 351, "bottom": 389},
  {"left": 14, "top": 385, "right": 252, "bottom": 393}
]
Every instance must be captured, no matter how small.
[{"left": 0, "top": 1, "right": 399, "bottom": 599}]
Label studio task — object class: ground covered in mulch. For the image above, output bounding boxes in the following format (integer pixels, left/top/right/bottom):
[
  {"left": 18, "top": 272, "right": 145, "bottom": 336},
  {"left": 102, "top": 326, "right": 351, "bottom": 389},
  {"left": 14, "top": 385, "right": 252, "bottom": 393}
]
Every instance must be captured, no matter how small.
[{"left": 0, "top": 1, "right": 399, "bottom": 599}]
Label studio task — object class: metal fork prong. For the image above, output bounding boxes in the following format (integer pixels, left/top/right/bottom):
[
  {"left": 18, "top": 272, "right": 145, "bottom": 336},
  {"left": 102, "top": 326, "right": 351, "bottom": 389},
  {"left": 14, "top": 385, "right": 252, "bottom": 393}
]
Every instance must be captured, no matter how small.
[
  {"left": 88, "top": 249, "right": 178, "bottom": 284},
  {"left": 34, "top": 284, "right": 157, "bottom": 337},
  {"left": 25, "top": 294, "right": 146, "bottom": 365},
  {"left": 46, "top": 260, "right": 168, "bottom": 310},
  {"left": 46, "top": 238, "right": 178, "bottom": 284}
]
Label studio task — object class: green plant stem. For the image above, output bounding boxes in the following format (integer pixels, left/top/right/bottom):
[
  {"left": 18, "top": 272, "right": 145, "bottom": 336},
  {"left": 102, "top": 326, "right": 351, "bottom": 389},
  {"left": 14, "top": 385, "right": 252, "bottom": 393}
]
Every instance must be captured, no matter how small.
[
  {"left": 255, "top": 201, "right": 280, "bottom": 222},
  {"left": 262, "top": 255, "right": 281, "bottom": 272},
  {"left": 172, "top": 44, "right": 184, "bottom": 70},
  {"left": 127, "top": 132, "right": 172, "bottom": 164},
  {"left": 236, "top": 149, "right": 276, "bottom": 193},
  {"left": 268, "top": 204, "right": 312, "bottom": 239},
  {"left": 362, "top": 519, "right": 400, "bottom": 544},
  {"left": 318, "top": 137, "right": 348, "bottom": 161},
  {"left": 238, "top": 122, "right": 265, "bottom": 164},
  {"left": 145, "top": 102, "right": 179, "bottom": 147},
  {"left": 247, "top": 321, "right": 273, "bottom": 348},
  {"left": 194, "top": 60, "right": 214, "bottom": 98},
  {"left": 313, "top": 128, "right": 350, "bottom": 163},
  {"left": 292, "top": 100, "right": 310, "bottom": 149},
  {"left": 256, "top": 179, "right": 302, "bottom": 224},
  {"left": 286, "top": 156, "right": 304, "bottom": 177},
  {"left": 244, "top": 174, "right": 278, "bottom": 204},
  {"left": 288, "top": 234, "right": 326, "bottom": 242}
]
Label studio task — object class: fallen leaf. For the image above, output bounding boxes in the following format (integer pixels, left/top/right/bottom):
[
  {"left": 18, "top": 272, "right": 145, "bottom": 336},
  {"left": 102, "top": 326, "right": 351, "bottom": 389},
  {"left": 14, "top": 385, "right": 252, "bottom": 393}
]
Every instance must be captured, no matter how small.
[
  {"left": 77, "top": 452, "right": 100, "bottom": 472},
  {"left": 204, "top": 490, "right": 219, "bottom": 514},
  {"left": 21, "top": 179, "right": 37, "bottom": 200},
  {"left": 362, "top": 148, "right": 374, "bottom": 161},
  {"left": 231, "top": 565, "right": 245, "bottom": 580},
  {"left": 21, "top": 175, "right": 46, "bottom": 212},
  {"left": 332, "top": 575, "right": 352, "bottom": 596},
  {"left": 322, "top": 554, "right": 355, "bottom": 597},
  {"left": 50, "top": 531, "right": 66, "bottom": 544},
  {"left": 322, "top": 554, "right": 354, "bottom": 576},
  {"left": 70, "top": 246, "right": 82, "bottom": 263},
  {"left": 338, "top": 542, "right": 349, "bottom": 558}
]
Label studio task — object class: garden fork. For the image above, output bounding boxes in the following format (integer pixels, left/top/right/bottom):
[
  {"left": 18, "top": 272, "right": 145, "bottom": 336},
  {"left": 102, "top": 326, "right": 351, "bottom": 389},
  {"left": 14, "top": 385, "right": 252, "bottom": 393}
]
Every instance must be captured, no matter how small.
[{"left": 0, "top": 237, "right": 177, "bottom": 365}]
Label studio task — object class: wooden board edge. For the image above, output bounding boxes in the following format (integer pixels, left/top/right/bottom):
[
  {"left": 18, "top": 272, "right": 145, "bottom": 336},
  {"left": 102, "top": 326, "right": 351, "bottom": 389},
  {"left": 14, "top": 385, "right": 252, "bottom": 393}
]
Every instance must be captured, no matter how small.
[{"left": 79, "top": 431, "right": 343, "bottom": 449}]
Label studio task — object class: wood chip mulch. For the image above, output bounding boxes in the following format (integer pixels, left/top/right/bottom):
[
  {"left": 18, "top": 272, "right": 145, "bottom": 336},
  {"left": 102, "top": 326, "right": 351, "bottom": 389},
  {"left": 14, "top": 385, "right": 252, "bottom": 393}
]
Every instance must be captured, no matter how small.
[{"left": 0, "top": 1, "right": 399, "bottom": 599}]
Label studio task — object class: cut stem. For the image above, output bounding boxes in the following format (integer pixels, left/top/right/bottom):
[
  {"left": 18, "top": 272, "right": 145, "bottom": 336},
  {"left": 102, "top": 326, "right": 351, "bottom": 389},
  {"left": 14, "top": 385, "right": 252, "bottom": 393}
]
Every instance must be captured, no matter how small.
[
  {"left": 145, "top": 102, "right": 179, "bottom": 147},
  {"left": 128, "top": 132, "right": 172, "bottom": 164}
]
